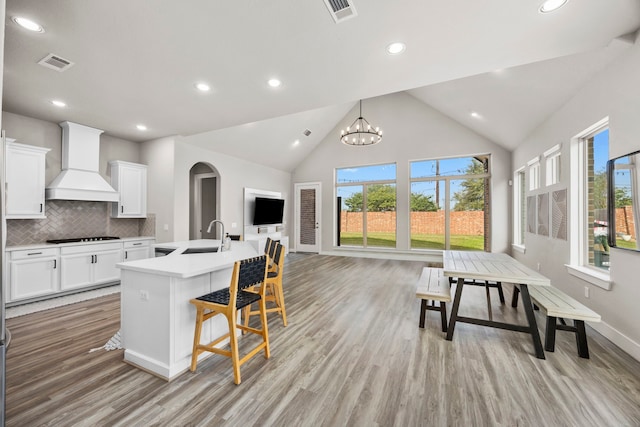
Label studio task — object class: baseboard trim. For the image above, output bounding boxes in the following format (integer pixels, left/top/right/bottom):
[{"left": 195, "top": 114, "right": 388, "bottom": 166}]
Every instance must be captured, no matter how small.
[{"left": 590, "top": 321, "right": 640, "bottom": 363}]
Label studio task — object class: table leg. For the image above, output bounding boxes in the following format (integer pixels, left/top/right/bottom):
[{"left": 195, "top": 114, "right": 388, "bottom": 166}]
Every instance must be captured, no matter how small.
[
  {"left": 445, "top": 277, "right": 465, "bottom": 341},
  {"left": 519, "top": 284, "right": 546, "bottom": 359}
]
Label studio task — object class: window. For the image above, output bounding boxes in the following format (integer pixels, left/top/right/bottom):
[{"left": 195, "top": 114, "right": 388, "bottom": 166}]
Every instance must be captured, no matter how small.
[
  {"left": 528, "top": 156, "right": 540, "bottom": 190},
  {"left": 568, "top": 119, "right": 611, "bottom": 288},
  {"left": 336, "top": 163, "right": 396, "bottom": 248},
  {"left": 545, "top": 144, "right": 561, "bottom": 186},
  {"left": 513, "top": 167, "right": 526, "bottom": 251},
  {"left": 410, "top": 156, "right": 490, "bottom": 251}
]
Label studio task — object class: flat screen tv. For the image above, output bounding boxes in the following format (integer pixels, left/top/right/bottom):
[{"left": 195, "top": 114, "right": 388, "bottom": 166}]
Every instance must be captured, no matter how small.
[{"left": 253, "top": 197, "right": 285, "bottom": 225}]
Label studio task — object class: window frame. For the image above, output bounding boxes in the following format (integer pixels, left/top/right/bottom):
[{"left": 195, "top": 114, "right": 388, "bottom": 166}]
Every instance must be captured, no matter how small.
[
  {"left": 567, "top": 118, "right": 612, "bottom": 290},
  {"left": 544, "top": 144, "right": 561, "bottom": 187},
  {"left": 527, "top": 156, "right": 541, "bottom": 191},
  {"left": 512, "top": 166, "right": 526, "bottom": 253},
  {"left": 335, "top": 162, "right": 397, "bottom": 249},
  {"left": 409, "top": 155, "right": 491, "bottom": 252}
]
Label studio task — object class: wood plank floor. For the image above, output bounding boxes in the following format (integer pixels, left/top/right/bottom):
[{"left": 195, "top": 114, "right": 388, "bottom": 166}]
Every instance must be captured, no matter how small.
[{"left": 5, "top": 253, "right": 640, "bottom": 426}]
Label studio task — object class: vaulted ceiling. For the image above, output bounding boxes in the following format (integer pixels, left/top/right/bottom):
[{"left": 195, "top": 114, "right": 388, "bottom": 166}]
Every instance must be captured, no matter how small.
[{"left": 3, "top": 0, "right": 640, "bottom": 171}]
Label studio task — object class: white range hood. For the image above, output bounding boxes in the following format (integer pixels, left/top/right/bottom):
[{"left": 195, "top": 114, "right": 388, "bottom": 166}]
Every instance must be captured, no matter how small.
[{"left": 45, "top": 121, "right": 119, "bottom": 202}]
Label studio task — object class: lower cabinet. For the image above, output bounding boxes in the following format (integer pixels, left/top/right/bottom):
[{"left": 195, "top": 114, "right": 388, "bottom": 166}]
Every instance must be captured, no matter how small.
[
  {"left": 7, "top": 237, "right": 155, "bottom": 304},
  {"left": 123, "top": 240, "right": 152, "bottom": 261},
  {"left": 9, "top": 248, "right": 60, "bottom": 302},
  {"left": 60, "top": 242, "right": 123, "bottom": 290}
]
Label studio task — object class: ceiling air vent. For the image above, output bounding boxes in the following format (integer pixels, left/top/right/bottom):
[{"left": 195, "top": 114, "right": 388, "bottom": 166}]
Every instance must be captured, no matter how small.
[
  {"left": 38, "top": 53, "right": 75, "bottom": 72},
  {"left": 323, "top": 0, "right": 357, "bottom": 23}
]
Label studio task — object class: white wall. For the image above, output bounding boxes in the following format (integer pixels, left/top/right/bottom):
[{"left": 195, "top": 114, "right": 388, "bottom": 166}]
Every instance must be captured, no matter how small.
[
  {"left": 512, "top": 36, "right": 640, "bottom": 359},
  {"left": 292, "top": 91, "right": 512, "bottom": 254},
  {"left": 141, "top": 136, "right": 176, "bottom": 243},
  {"left": 171, "top": 137, "right": 291, "bottom": 242}
]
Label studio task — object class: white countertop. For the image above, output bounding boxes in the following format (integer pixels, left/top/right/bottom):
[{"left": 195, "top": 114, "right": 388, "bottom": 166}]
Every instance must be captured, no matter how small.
[
  {"left": 117, "top": 239, "right": 259, "bottom": 279},
  {"left": 6, "top": 236, "right": 155, "bottom": 251}
]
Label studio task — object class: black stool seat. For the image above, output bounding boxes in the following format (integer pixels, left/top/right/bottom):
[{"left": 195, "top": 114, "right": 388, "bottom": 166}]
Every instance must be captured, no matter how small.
[{"left": 196, "top": 288, "right": 261, "bottom": 309}]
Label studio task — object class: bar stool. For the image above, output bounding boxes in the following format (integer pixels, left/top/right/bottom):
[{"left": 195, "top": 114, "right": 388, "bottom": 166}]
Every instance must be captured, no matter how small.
[
  {"left": 244, "top": 242, "right": 287, "bottom": 327},
  {"left": 189, "top": 255, "right": 270, "bottom": 385}
]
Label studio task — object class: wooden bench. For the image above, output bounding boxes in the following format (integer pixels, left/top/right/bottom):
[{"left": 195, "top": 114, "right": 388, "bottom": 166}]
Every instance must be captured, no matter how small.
[
  {"left": 415, "top": 267, "right": 451, "bottom": 332},
  {"left": 513, "top": 285, "right": 601, "bottom": 358}
]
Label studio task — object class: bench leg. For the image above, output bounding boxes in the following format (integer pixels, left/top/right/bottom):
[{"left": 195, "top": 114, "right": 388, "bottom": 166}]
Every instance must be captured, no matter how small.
[
  {"left": 545, "top": 316, "right": 557, "bottom": 352},
  {"left": 419, "top": 299, "right": 427, "bottom": 328},
  {"left": 497, "top": 282, "right": 506, "bottom": 304},
  {"left": 485, "top": 283, "right": 493, "bottom": 321},
  {"left": 440, "top": 301, "right": 448, "bottom": 333},
  {"left": 511, "top": 285, "right": 520, "bottom": 308},
  {"left": 575, "top": 320, "right": 590, "bottom": 359}
]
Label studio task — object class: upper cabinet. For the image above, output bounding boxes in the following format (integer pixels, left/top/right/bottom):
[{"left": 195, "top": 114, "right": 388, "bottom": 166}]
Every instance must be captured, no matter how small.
[
  {"left": 5, "top": 140, "right": 51, "bottom": 219},
  {"left": 109, "top": 160, "right": 147, "bottom": 218}
]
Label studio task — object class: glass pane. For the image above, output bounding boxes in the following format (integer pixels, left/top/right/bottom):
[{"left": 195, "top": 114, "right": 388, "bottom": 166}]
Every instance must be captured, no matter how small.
[
  {"left": 366, "top": 184, "right": 396, "bottom": 248},
  {"left": 299, "top": 188, "right": 316, "bottom": 245},
  {"left": 410, "top": 157, "right": 485, "bottom": 179},
  {"left": 336, "top": 163, "right": 396, "bottom": 184},
  {"left": 337, "top": 185, "right": 363, "bottom": 247},
  {"left": 450, "top": 178, "right": 485, "bottom": 250},
  {"left": 590, "top": 128, "right": 609, "bottom": 270},
  {"left": 410, "top": 181, "right": 444, "bottom": 249},
  {"left": 612, "top": 157, "right": 637, "bottom": 250}
]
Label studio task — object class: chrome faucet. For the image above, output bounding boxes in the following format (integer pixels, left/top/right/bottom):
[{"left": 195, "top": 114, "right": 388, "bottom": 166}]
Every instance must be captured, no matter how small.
[{"left": 206, "top": 220, "right": 225, "bottom": 252}]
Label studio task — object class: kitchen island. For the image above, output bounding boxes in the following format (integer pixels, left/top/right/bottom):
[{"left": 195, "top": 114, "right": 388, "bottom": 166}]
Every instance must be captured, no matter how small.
[{"left": 117, "top": 239, "right": 259, "bottom": 380}]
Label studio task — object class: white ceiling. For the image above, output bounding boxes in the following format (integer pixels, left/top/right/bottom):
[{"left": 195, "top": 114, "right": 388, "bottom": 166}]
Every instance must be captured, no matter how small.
[{"left": 3, "top": 0, "right": 640, "bottom": 170}]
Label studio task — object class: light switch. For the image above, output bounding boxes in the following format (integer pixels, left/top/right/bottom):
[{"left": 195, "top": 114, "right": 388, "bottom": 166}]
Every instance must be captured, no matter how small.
[{"left": 163, "top": 224, "right": 169, "bottom": 231}]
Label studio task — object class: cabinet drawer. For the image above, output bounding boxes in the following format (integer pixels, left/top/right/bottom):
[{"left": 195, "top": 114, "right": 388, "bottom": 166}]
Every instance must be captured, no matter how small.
[
  {"left": 11, "top": 247, "right": 59, "bottom": 260},
  {"left": 61, "top": 242, "right": 123, "bottom": 255},
  {"left": 124, "top": 240, "right": 150, "bottom": 249}
]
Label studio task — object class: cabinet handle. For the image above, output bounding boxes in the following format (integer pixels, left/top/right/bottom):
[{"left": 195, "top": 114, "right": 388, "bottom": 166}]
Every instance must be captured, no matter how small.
[
  {"left": 133, "top": 243, "right": 142, "bottom": 246},
  {"left": 27, "top": 252, "right": 43, "bottom": 256},
  {"left": 121, "top": 206, "right": 124, "bottom": 213},
  {"left": 125, "top": 251, "right": 128, "bottom": 260},
  {"left": 53, "top": 259, "right": 57, "bottom": 269},
  {"left": 40, "top": 203, "right": 43, "bottom": 213}
]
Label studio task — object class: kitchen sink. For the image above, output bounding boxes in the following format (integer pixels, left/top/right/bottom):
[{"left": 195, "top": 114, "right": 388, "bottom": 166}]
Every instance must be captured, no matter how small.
[{"left": 181, "top": 247, "right": 219, "bottom": 254}]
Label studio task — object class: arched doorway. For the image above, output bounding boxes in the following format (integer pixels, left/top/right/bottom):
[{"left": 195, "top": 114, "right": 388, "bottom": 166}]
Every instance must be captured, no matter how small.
[{"left": 189, "top": 162, "right": 220, "bottom": 239}]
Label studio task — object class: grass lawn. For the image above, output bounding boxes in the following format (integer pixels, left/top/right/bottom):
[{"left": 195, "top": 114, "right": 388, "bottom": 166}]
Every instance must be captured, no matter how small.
[{"left": 339, "top": 232, "right": 484, "bottom": 250}]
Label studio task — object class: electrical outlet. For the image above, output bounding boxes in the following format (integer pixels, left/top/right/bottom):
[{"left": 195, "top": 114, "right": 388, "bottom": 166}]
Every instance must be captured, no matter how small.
[
  {"left": 140, "top": 290, "right": 150, "bottom": 301},
  {"left": 163, "top": 224, "right": 169, "bottom": 231},
  {"left": 231, "top": 222, "right": 237, "bottom": 228},
  {"left": 537, "top": 262, "right": 541, "bottom": 271},
  {"left": 584, "top": 286, "right": 590, "bottom": 298}
]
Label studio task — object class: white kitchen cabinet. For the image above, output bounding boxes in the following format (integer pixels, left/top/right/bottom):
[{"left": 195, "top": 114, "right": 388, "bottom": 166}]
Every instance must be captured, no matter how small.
[
  {"left": 123, "top": 239, "right": 153, "bottom": 261},
  {"left": 110, "top": 160, "right": 147, "bottom": 218},
  {"left": 9, "top": 248, "right": 60, "bottom": 302},
  {"left": 5, "top": 141, "right": 50, "bottom": 219},
  {"left": 60, "top": 242, "right": 123, "bottom": 290}
]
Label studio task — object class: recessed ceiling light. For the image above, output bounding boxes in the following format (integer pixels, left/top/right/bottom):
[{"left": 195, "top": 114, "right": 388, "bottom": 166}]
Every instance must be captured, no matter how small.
[
  {"left": 12, "top": 16, "right": 44, "bottom": 32},
  {"left": 539, "top": 0, "right": 569, "bottom": 13},
  {"left": 136, "top": 124, "right": 147, "bottom": 131},
  {"left": 470, "top": 111, "right": 482, "bottom": 119},
  {"left": 386, "top": 42, "right": 406, "bottom": 55},
  {"left": 195, "top": 82, "right": 210, "bottom": 92},
  {"left": 293, "top": 139, "right": 300, "bottom": 146},
  {"left": 268, "top": 78, "right": 282, "bottom": 88},
  {"left": 51, "top": 100, "right": 66, "bottom": 108}
]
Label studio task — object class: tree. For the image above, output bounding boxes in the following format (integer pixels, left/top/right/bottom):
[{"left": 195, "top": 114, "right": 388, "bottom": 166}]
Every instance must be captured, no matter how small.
[
  {"left": 614, "top": 187, "right": 632, "bottom": 207},
  {"left": 593, "top": 171, "right": 607, "bottom": 209},
  {"left": 343, "top": 184, "right": 396, "bottom": 212},
  {"left": 344, "top": 191, "right": 363, "bottom": 212},
  {"left": 410, "top": 192, "right": 438, "bottom": 211},
  {"left": 452, "top": 161, "right": 485, "bottom": 211}
]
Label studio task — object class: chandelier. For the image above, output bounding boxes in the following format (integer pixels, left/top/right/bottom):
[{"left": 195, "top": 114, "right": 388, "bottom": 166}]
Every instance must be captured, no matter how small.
[{"left": 340, "top": 100, "right": 382, "bottom": 146}]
